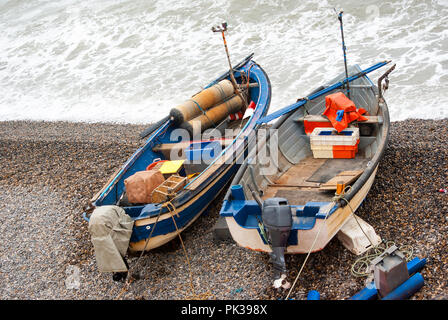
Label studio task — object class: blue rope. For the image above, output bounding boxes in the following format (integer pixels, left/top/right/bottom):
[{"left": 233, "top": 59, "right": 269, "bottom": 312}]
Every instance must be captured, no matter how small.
[
  {"left": 189, "top": 99, "right": 206, "bottom": 114},
  {"left": 188, "top": 99, "right": 216, "bottom": 128}
]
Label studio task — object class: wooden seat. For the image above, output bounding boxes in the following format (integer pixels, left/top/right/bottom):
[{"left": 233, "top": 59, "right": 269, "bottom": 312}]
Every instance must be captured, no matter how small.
[
  {"left": 318, "top": 170, "right": 364, "bottom": 191},
  {"left": 295, "top": 114, "right": 383, "bottom": 124},
  {"left": 153, "top": 139, "right": 233, "bottom": 159}
]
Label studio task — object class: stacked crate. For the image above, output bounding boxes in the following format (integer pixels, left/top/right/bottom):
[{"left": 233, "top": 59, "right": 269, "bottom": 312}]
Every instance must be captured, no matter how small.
[{"left": 310, "top": 127, "right": 360, "bottom": 159}]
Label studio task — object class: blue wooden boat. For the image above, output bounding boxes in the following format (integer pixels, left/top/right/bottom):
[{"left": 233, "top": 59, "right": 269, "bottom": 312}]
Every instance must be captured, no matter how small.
[
  {"left": 219, "top": 61, "right": 394, "bottom": 283},
  {"left": 83, "top": 54, "right": 271, "bottom": 253}
]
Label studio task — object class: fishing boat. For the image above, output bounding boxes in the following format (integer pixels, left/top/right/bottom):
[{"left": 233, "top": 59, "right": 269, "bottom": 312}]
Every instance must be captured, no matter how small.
[
  {"left": 83, "top": 53, "right": 271, "bottom": 265},
  {"left": 219, "top": 60, "right": 395, "bottom": 283}
]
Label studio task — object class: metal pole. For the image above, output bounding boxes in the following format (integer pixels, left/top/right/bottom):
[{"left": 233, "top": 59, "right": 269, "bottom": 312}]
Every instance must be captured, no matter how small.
[
  {"left": 338, "top": 11, "right": 351, "bottom": 99},
  {"left": 212, "top": 22, "right": 248, "bottom": 110}
]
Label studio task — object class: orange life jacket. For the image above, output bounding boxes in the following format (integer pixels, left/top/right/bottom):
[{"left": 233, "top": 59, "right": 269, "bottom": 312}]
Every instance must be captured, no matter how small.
[{"left": 322, "top": 92, "right": 368, "bottom": 132}]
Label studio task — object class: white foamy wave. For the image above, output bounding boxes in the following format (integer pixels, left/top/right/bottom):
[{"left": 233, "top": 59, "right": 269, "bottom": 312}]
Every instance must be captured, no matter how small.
[{"left": 0, "top": 0, "right": 447, "bottom": 123}]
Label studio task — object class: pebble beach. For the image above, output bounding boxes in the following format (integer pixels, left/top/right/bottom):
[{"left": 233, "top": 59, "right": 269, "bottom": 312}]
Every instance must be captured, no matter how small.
[{"left": 0, "top": 119, "right": 446, "bottom": 300}]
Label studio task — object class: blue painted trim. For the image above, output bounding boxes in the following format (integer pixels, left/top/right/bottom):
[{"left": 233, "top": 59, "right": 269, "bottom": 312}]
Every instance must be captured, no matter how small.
[{"left": 256, "top": 60, "right": 390, "bottom": 124}]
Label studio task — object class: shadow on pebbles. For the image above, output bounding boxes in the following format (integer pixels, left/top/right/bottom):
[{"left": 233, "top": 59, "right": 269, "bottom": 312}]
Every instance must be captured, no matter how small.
[{"left": 0, "top": 119, "right": 446, "bottom": 300}]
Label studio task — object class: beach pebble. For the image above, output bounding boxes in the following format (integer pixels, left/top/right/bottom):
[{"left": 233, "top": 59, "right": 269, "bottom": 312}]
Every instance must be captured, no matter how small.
[{"left": 0, "top": 119, "right": 446, "bottom": 300}]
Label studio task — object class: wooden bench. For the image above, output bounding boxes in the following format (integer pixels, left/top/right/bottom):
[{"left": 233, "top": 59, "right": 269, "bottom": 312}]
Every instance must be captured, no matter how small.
[
  {"left": 295, "top": 114, "right": 383, "bottom": 124},
  {"left": 319, "top": 170, "right": 364, "bottom": 191},
  {"left": 153, "top": 139, "right": 233, "bottom": 159}
]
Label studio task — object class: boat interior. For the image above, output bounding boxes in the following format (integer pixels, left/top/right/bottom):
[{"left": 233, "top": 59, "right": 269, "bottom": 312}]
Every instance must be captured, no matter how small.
[{"left": 237, "top": 66, "right": 385, "bottom": 211}]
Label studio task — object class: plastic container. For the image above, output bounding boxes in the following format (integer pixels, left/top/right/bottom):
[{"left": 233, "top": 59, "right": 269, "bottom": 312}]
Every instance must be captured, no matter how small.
[
  {"left": 185, "top": 141, "right": 221, "bottom": 162},
  {"left": 307, "top": 290, "right": 321, "bottom": 300},
  {"left": 310, "top": 127, "right": 360, "bottom": 159},
  {"left": 304, "top": 120, "right": 333, "bottom": 135}
]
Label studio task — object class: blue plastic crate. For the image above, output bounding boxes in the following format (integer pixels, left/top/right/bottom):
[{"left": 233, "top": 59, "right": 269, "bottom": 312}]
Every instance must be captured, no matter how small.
[{"left": 185, "top": 141, "right": 221, "bottom": 162}]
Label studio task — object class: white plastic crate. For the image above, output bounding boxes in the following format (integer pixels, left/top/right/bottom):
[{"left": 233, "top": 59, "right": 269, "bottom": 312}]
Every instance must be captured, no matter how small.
[
  {"left": 310, "top": 145, "right": 336, "bottom": 158},
  {"left": 310, "top": 127, "right": 360, "bottom": 159},
  {"left": 310, "top": 127, "right": 359, "bottom": 146}
]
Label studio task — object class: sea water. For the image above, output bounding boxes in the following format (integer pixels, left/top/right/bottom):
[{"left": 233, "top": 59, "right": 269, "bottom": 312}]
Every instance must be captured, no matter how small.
[{"left": 0, "top": 0, "right": 447, "bottom": 123}]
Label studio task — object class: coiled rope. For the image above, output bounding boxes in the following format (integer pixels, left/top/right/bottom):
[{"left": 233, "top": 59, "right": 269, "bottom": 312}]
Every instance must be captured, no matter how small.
[
  {"left": 335, "top": 188, "right": 413, "bottom": 278},
  {"left": 285, "top": 185, "right": 413, "bottom": 299},
  {"left": 351, "top": 240, "right": 413, "bottom": 278}
]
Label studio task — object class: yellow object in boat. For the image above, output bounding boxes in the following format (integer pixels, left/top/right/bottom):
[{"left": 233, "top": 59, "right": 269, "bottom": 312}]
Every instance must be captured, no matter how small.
[
  {"left": 187, "top": 172, "right": 199, "bottom": 179},
  {"left": 159, "top": 160, "right": 185, "bottom": 175},
  {"left": 336, "top": 181, "right": 346, "bottom": 195}
]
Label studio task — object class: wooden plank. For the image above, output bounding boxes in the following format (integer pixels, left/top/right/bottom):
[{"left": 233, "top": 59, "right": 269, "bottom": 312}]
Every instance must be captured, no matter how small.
[
  {"left": 267, "top": 182, "right": 321, "bottom": 188},
  {"left": 319, "top": 169, "right": 364, "bottom": 191},
  {"left": 337, "top": 214, "right": 382, "bottom": 255},
  {"left": 295, "top": 115, "right": 383, "bottom": 124},
  {"left": 185, "top": 137, "right": 246, "bottom": 190},
  {"left": 273, "top": 189, "right": 332, "bottom": 205},
  {"left": 152, "top": 139, "right": 232, "bottom": 157}
]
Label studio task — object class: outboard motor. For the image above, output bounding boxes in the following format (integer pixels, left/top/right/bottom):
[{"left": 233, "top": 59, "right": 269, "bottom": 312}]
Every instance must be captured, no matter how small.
[{"left": 261, "top": 197, "right": 292, "bottom": 288}]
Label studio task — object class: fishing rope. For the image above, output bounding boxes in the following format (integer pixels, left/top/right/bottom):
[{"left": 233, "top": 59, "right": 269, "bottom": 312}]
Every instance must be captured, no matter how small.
[
  {"left": 215, "top": 81, "right": 228, "bottom": 103},
  {"left": 164, "top": 200, "right": 214, "bottom": 300},
  {"left": 284, "top": 184, "right": 412, "bottom": 299},
  {"left": 114, "top": 202, "right": 165, "bottom": 300},
  {"left": 350, "top": 240, "right": 413, "bottom": 278},
  {"left": 284, "top": 185, "right": 351, "bottom": 300},
  {"left": 335, "top": 189, "right": 413, "bottom": 278},
  {"left": 188, "top": 99, "right": 217, "bottom": 129},
  {"left": 115, "top": 277, "right": 134, "bottom": 300},
  {"left": 115, "top": 197, "right": 212, "bottom": 300},
  {"left": 235, "top": 64, "right": 254, "bottom": 129},
  {"left": 215, "top": 81, "right": 238, "bottom": 125},
  {"left": 285, "top": 204, "right": 332, "bottom": 300}
]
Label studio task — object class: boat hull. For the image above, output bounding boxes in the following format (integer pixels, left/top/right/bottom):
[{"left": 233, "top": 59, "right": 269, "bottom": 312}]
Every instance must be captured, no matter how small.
[
  {"left": 130, "top": 158, "right": 240, "bottom": 251},
  {"left": 225, "top": 166, "right": 378, "bottom": 253}
]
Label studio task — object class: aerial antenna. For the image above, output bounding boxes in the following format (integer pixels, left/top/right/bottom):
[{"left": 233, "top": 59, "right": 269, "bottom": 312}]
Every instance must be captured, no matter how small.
[
  {"left": 212, "top": 22, "right": 248, "bottom": 110},
  {"left": 336, "top": 10, "right": 351, "bottom": 99}
]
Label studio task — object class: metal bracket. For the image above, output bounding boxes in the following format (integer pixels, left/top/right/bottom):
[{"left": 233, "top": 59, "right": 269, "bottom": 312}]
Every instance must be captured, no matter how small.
[
  {"left": 378, "top": 63, "right": 396, "bottom": 102},
  {"left": 211, "top": 22, "right": 227, "bottom": 33}
]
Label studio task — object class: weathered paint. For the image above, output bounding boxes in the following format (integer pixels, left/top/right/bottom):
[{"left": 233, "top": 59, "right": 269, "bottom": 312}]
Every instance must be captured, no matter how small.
[{"left": 87, "top": 59, "right": 272, "bottom": 252}]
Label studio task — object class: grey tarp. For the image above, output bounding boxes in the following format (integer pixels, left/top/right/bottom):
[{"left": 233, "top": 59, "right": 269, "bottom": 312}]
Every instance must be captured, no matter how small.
[{"left": 88, "top": 205, "right": 134, "bottom": 273}]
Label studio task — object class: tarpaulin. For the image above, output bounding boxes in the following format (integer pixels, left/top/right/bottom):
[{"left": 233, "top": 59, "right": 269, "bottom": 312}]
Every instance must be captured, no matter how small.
[
  {"left": 88, "top": 205, "right": 134, "bottom": 273},
  {"left": 323, "top": 92, "right": 368, "bottom": 132}
]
